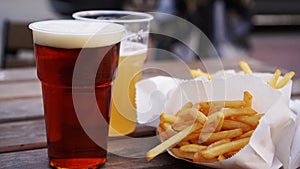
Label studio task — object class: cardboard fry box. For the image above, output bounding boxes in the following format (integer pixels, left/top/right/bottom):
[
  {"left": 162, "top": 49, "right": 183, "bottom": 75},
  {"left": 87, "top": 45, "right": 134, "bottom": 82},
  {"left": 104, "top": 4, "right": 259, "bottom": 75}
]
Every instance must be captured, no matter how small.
[{"left": 136, "top": 72, "right": 296, "bottom": 169}]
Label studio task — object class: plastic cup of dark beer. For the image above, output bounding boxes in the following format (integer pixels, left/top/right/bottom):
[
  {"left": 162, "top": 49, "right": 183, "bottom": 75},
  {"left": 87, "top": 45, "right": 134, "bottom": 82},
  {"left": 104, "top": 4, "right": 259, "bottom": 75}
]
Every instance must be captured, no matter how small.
[{"left": 29, "top": 20, "right": 124, "bottom": 168}]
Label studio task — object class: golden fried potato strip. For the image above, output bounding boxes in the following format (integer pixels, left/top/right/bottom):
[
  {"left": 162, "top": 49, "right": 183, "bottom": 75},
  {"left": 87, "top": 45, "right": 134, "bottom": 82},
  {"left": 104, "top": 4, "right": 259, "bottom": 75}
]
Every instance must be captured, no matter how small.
[
  {"left": 201, "top": 137, "right": 250, "bottom": 159},
  {"left": 275, "top": 71, "right": 295, "bottom": 89},
  {"left": 239, "top": 61, "right": 253, "bottom": 74},
  {"left": 190, "top": 68, "right": 211, "bottom": 79},
  {"left": 221, "top": 120, "right": 252, "bottom": 132},
  {"left": 171, "top": 148, "right": 195, "bottom": 160},
  {"left": 200, "top": 128, "right": 243, "bottom": 144},
  {"left": 147, "top": 123, "right": 200, "bottom": 161},
  {"left": 268, "top": 69, "right": 281, "bottom": 88}
]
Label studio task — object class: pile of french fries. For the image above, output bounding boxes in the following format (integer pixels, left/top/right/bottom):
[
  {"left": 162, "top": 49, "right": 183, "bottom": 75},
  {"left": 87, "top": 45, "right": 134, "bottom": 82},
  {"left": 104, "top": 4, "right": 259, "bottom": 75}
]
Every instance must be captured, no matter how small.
[
  {"left": 147, "top": 91, "right": 264, "bottom": 163},
  {"left": 146, "top": 60, "right": 295, "bottom": 163},
  {"left": 190, "top": 60, "right": 295, "bottom": 89}
]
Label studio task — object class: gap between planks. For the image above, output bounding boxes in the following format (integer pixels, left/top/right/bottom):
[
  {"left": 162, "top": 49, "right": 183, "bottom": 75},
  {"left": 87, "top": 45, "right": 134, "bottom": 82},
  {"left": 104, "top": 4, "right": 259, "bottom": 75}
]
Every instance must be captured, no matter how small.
[{"left": 0, "top": 142, "right": 47, "bottom": 154}]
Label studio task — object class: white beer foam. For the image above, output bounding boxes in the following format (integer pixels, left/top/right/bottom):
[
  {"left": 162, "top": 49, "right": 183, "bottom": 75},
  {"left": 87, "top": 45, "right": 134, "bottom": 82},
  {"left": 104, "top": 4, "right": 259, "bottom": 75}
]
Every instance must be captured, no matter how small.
[
  {"left": 120, "top": 42, "right": 147, "bottom": 57},
  {"left": 29, "top": 20, "right": 124, "bottom": 48}
]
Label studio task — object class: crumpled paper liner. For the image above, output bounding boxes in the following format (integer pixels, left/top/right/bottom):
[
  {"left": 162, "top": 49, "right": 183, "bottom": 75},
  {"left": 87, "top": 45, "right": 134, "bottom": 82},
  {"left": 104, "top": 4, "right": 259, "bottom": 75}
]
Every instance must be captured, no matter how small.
[
  {"left": 136, "top": 71, "right": 297, "bottom": 169},
  {"left": 291, "top": 100, "right": 300, "bottom": 169}
]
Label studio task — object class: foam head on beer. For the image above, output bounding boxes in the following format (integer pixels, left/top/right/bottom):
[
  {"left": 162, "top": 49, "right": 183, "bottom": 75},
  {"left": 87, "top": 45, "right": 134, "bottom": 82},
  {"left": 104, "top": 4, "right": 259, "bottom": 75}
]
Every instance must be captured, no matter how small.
[{"left": 29, "top": 20, "right": 124, "bottom": 48}]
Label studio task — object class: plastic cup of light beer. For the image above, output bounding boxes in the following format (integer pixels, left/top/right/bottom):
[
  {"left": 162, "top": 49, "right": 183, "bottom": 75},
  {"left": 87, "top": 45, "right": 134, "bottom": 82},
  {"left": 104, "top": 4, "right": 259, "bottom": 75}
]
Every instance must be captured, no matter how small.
[
  {"left": 73, "top": 11, "right": 153, "bottom": 136},
  {"left": 29, "top": 20, "right": 124, "bottom": 168}
]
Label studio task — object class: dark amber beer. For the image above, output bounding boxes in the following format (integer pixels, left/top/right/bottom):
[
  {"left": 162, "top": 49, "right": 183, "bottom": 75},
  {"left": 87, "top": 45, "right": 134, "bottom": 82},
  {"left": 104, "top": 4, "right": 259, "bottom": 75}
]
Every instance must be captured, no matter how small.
[{"left": 29, "top": 20, "right": 124, "bottom": 168}]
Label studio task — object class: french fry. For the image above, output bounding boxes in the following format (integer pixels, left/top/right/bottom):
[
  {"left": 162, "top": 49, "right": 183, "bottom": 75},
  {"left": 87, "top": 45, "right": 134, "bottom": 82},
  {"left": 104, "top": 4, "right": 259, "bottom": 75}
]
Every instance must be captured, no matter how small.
[
  {"left": 223, "top": 107, "right": 257, "bottom": 118},
  {"left": 218, "top": 154, "right": 226, "bottom": 161},
  {"left": 182, "top": 125, "right": 207, "bottom": 142},
  {"left": 173, "top": 108, "right": 207, "bottom": 131},
  {"left": 231, "top": 115, "right": 261, "bottom": 127},
  {"left": 159, "top": 123, "right": 178, "bottom": 140},
  {"left": 159, "top": 122, "right": 172, "bottom": 131},
  {"left": 275, "top": 71, "right": 295, "bottom": 89},
  {"left": 234, "top": 130, "right": 254, "bottom": 140},
  {"left": 207, "top": 138, "right": 231, "bottom": 149},
  {"left": 182, "top": 132, "right": 201, "bottom": 142},
  {"left": 190, "top": 68, "right": 211, "bottom": 79},
  {"left": 177, "top": 108, "right": 207, "bottom": 124},
  {"left": 267, "top": 69, "right": 281, "bottom": 88},
  {"left": 223, "top": 150, "right": 238, "bottom": 159},
  {"left": 170, "top": 148, "right": 195, "bottom": 160},
  {"left": 176, "top": 102, "right": 193, "bottom": 115},
  {"left": 199, "top": 100, "right": 245, "bottom": 109},
  {"left": 160, "top": 113, "right": 177, "bottom": 124},
  {"left": 200, "top": 106, "right": 223, "bottom": 116},
  {"left": 147, "top": 123, "right": 200, "bottom": 161},
  {"left": 177, "top": 141, "right": 190, "bottom": 147},
  {"left": 189, "top": 138, "right": 200, "bottom": 144},
  {"left": 193, "top": 152, "right": 218, "bottom": 163},
  {"left": 195, "top": 110, "right": 208, "bottom": 125},
  {"left": 243, "top": 91, "right": 253, "bottom": 107},
  {"left": 200, "top": 128, "right": 243, "bottom": 144},
  {"left": 254, "top": 113, "right": 264, "bottom": 120},
  {"left": 179, "top": 144, "right": 207, "bottom": 153},
  {"left": 193, "top": 102, "right": 200, "bottom": 110},
  {"left": 201, "top": 137, "right": 250, "bottom": 159},
  {"left": 239, "top": 61, "right": 253, "bottom": 74},
  {"left": 172, "top": 119, "right": 195, "bottom": 131},
  {"left": 221, "top": 120, "right": 252, "bottom": 132},
  {"left": 202, "top": 111, "right": 224, "bottom": 133},
  {"left": 159, "top": 131, "right": 171, "bottom": 141}
]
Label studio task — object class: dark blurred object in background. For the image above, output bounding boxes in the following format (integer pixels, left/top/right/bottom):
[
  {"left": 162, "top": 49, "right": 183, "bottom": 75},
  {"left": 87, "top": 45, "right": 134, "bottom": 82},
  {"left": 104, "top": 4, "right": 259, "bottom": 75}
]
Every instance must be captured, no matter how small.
[
  {"left": 48, "top": 0, "right": 159, "bottom": 17},
  {"left": 253, "top": 0, "right": 300, "bottom": 15},
  {"left": 176, "top": 0, "right": 253, "bottom": 57},
  {"left": 49, "top": 0, "right": 125, "bottom": 16},
  {"left": 153, "top": 0, "right": 253, "bottom": 60}
]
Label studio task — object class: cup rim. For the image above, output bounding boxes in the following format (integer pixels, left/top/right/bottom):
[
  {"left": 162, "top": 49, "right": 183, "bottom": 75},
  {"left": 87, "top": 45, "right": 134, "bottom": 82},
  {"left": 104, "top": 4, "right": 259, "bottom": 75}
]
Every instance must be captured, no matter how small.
[
  {"left": 28, "top": 19, "right": 125, "bottom": 35},
  {"left": 72, "top": 10, "right": 154, "bottom": 23}
]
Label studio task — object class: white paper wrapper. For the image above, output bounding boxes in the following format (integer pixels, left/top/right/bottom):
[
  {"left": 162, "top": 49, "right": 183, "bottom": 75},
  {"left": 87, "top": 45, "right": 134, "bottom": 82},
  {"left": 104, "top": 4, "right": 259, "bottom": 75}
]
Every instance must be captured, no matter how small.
[
  {"left": 136, "top": 76, "right": 184, "bottom": 127},
  {"left": 136, "top": 71, "right": 296, "bottom": 169},
  {"left": 291, "top": 99, "right": 300, "bottom": 169}
]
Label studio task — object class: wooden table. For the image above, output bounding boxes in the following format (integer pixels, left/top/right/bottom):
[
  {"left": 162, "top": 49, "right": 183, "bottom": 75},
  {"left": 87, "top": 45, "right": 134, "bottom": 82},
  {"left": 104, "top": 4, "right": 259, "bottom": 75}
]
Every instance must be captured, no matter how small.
[{"left": 0, "top": 58, "right": 299, "bottom": 169}]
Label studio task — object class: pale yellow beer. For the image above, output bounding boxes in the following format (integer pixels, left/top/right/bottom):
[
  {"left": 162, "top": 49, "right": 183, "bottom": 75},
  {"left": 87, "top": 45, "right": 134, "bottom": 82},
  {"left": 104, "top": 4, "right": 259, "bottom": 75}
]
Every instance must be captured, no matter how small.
[{"left": 109, "top": 42, "right": 147, "bottom": 136}]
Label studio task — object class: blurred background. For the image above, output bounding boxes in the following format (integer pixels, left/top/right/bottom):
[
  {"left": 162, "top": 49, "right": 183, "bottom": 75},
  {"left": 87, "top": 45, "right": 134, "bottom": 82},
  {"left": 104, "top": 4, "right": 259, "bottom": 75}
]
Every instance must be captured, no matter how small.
[{"left": 0, "top": 0, "right": 299, "bottom": 77}]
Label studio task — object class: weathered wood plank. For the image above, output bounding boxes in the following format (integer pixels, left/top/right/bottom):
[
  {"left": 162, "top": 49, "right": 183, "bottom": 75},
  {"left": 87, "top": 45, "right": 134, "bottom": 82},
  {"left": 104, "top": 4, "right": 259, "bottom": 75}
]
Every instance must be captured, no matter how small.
[
  {"left": 0, "top": 120, "right": 46, "bottom": 148},
  {"left": 0, "top": 81, "right": 41, "bottom": 100},
  {"left": 0, "top": 142, "right": 46, "bottom": 154},
  {"left": 0, "top": 148, "right": 204, "bottom": 169},
  {"left": 0, "top": 68, "right": 37, "bottom": 83},
  {"left": 0, "top": 98, "right": 43, "bottom": 122},
  {"left": 0, "top": 149, "right": 49, "bottom": 169},
  {"left": 128, "top": 124, "right": 156, "bottom": 138},
  {"left": 0, "top": 118, "right": 156, "bottom": 153},
  {"left": 105, "top": 152, "right": 203, "bottom": 169},
  {"left": 108, "top": 135, "right": 160, "bottom": 158}
]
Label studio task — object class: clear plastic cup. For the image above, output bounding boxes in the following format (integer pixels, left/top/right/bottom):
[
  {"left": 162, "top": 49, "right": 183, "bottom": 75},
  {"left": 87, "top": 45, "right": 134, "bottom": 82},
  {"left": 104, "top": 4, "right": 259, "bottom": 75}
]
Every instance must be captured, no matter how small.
[{"left": 73, "top": 10, "right": 153, "bottom": 136}]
